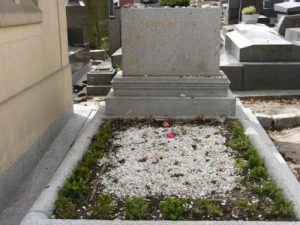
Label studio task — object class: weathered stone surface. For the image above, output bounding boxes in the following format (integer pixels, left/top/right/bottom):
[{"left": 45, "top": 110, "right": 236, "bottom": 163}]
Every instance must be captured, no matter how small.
[
  {"left": 112, "top": 71, "right": 230, "bottom": 97},
  {"left": 225, "top": 24, "right": 300, "bottom": 62},
  {"left": 87, "top": 69, "right": 116, "bottom": 85},
  {"left": 121, "top": 8, "right": 221, "bottom": 76},
  {"left": 264, "top": 0, "right": 284, "bottom": 9},
  {"left": 285, "top": 28, "right": 300, "bottom": 42},
  {"left": 105, "top": 90, "right": 236, "bottom": 118},
  {"left": 111, "top": 48, "right": 122, "bottom": 68},
  {"left": 90, "top": 49, "right": 107, "bottom": 60},
  {"left": 274, "top": 2, "right": 300, "bottom": 14},
  {"left": 277, "top": 14, "right": 300, "bottom": 36},
  {"left": 220, "top": 47, "right": 300, "bottom": 91},
  {"left": 87, "top": 85, "right": 111, "bottom": 96},
  {"left": 255, "top": 113, "right": 273, "bottom": 129}
]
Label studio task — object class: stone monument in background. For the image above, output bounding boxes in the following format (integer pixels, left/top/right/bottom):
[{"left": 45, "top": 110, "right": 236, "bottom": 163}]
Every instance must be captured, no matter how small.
[{"left": 105, "top": 8, "right": 235, "bottom": 118}]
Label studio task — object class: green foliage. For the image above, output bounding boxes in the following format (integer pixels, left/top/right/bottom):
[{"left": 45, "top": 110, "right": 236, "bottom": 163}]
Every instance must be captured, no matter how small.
[
  {"left": 159, "top": 0, "right": 190, "bottom": 7},
  {"left": 234, "top": 159, "right": 248, "bottom": 169},
  {"left": 115, "top": 65, "right": 122, "bottom": 73},
  {"left": 54, "top": 197, "right": 76, "bottom": 219},
  {"left": 194, "top": 198, "right": 221, "bottom": 217},
  {"left": 234, "top": 199, "right": 258, "bottom": 213},
  {"left": 61, "top": 176, "right": 89, "bottom": 198},
  {"left": 231, "top": 121, "right": 245, "bottom": 137},
  {"left": 250, "top": 166, "right": 268, "bottom": 179},
  {"left": 242, "top": 6, "right": 257, "bottom": 15},
  {"left": 91, "top": 193, "right": 116, "bottom": 219},
  {"left": 261, "top": 181, "right": 282, "bottom": 199},
  {"left": 160, "top": 198, "right": 186, "bottom": 220},
  {"left": 267, "top": 198, "right": 294, "bottom": 216},
  {"left": 124, "top": 197, "right": 149, "bottom": 220},
  {"left": 101, "top": 37, "right": 109, "bottom": 53},
  {"left": 248, "top": 155, "right": 264, "bottom": 168}
]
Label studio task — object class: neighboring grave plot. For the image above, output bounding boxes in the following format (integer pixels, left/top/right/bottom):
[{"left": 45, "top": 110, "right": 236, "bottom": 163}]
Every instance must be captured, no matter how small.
[{"left": 221, "top": 24, "right": 300, "bottom": 91}]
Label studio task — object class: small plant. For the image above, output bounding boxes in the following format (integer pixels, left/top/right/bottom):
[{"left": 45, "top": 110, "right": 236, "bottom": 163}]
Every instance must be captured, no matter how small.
[
  {"left": 234, "top": 199, "right": 258, "bottom": 213},
  {"left": 54, "top": 197, "right": 76, "bottom": 219},
  {"left": 234, "top": 159, "right": 248, "bottom": 169},
  {"left": 261, "top": 181, "right": 282, "bottom": 199},
  {"left": 61, "top": 176, "right": 89, "bottom": 198},
  {"left": 115, "top": 65, "right": 122, "bottom": 73},
  {"left": 101, "top": 37, "right": 109, "bottom": 53},
  {"left": 159, "top": 0, "right": 190, "bottom": 7},
  {"left": 194, "top": 198, "right": 221, "bottom": 218},
  {"left": 250, "top": 166, "right": 268, "bottom": 179},
  {"left": 160, "top": 198, "right": 186, "bottom": 220},
  {"left": 267, "top": 198, "right": 294, "bottom": 216},
  {"left": 91, "top": 193, "right": 116, "bottom": 219},
  {"left": 242, "top": 6, "right": 256, "bottom": 15},
  {"left": 124, "top": 197, "right": 149, "bottom": 220}
]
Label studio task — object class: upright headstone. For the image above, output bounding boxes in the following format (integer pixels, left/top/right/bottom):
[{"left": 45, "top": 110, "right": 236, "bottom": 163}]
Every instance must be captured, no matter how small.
[
  {"left": 66, "top": 0, "right": 88, "bottom": 46},
  {"left": 105, "top": 8, "right": 235, "bottom": 117},
  {"left": 224, "top": 0, "right": 241, "bottom": 24},
  {"left": 109, "top": 7, "right": 121, "bottom": 55},
  {"left": 66, "top": 0, "right": 91, "bottom": 84},
  {"left": 285, "top": 27, "right": 300, "bottom": 43}
]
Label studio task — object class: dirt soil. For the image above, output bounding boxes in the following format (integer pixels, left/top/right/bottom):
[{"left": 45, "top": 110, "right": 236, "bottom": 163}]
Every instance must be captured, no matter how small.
[
  {"left": 268, "top": 127, "right": 300, "bottom": 181},
  {"left": 242, "top": 98, "right": 300, "bottom": 115}
]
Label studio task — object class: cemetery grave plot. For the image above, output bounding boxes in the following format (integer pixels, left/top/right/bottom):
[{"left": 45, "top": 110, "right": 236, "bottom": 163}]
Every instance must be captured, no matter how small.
[
  {"left": 53, "top": 119, "right": 295, "bottom": 221},
  {"left": 242, "top": 98, "right": 300, "bottom": 182}
]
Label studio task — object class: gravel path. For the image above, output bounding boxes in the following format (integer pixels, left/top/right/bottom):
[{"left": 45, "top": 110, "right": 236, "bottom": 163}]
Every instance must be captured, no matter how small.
[{"left": 98, "top": 124, "right": 238, "bottom": 199}]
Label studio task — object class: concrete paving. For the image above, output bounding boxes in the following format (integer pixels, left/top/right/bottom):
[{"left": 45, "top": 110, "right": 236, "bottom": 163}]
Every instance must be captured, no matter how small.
[{"left": 0, "top": 104, "right": 99, "bottom": 225}]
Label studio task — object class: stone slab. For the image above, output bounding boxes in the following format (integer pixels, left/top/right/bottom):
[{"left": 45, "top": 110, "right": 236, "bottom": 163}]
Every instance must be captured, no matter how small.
[
  {"left": 87, "top": 69, "right": 115, "bottom": 85},
  {"left": 277, "top": 14, "right": 300, "bottom": 36},
  {"left": 90, "top": 49, "right": 107, "bottom": 61},
  {"left": 225, "top": 24, "right": 300, "bottom": 62},
  {"left": 112, "top": 71, "right": 230, "bottom": 97},
  {"left": 286, "top": 28, "right": 300, "bottom": 42},
  {"left": 87, "top": 86, "right": 111, "bottom": 96},
  {"left": 264, "top": 0, "right": 284, "bottom": 9},
  {"left": 220, "top": 48, "right": 300, "bottom": 91},
  {"left": 122, "top": 8, "right": 221, "bottom": 76},
  {"left": 274, "top": 2, "right": 300, "bottom": 14},
  {"left": 111, "top": 48, "right": 122, "bottom": 68},
  {"left": 105, "top": 90, "right": 236, "bottom": 117}
]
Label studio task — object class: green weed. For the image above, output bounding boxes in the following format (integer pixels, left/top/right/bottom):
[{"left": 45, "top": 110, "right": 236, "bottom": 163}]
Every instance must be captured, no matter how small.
[
  {"left": 91, "top": 193, "right": 116, "bottom": 219},
  {"left": 124, "top": 197, "right": 149, "bottom": 220},
  {"left": 160, "top": 198, "right": 186, "bottom": 220}
]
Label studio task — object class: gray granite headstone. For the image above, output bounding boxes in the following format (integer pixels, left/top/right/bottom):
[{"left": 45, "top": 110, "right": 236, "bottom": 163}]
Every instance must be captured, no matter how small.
[{"left": 122, "top": 8, "right": 221, "bottom": 76}]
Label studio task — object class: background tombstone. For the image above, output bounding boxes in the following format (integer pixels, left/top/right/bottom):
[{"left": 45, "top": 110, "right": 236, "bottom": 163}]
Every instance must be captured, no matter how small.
[{"left": 66, "top": 0, "right": 91, "bottom": 84}]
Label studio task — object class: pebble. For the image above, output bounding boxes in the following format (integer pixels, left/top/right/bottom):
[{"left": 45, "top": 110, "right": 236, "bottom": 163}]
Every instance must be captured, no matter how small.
[{"left": 100, "top": 125, "right": 238, "bottom": 199}]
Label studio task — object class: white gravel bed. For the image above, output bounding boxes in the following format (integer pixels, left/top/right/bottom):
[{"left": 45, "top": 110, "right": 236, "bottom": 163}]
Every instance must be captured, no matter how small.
[{"left": 98, "top": 124, "right": 238, "bottom": 199}]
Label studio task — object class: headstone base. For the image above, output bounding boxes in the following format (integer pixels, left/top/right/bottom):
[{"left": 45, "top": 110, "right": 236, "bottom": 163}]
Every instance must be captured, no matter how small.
[{"left": 105, "top": 72, "right": 236, "bottom": 118}]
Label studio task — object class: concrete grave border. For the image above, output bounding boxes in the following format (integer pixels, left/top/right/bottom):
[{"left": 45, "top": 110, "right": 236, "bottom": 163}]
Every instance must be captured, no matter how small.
[
  {"left": 255, "top": 112, "right": 300, "bottom": 130},
  {"left": 21, "top": 102, "right": 300, "bottom": 225}
]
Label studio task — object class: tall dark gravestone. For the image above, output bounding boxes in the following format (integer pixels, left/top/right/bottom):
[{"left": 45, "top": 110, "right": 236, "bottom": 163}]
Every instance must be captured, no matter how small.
[{"left": 66, "top": 0, "right": 91, "bottom": 84}]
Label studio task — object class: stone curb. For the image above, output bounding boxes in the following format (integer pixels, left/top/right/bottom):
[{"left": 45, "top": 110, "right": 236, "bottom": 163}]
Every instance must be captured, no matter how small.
[
  {"left": 255, "top": 112, "right": 300, "bottom": 130},
  {"left": 21, "top": 104, "right": 300, "bottom": 225}
]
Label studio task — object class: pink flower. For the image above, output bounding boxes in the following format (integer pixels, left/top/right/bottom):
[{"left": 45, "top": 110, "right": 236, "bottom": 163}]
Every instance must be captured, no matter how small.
[
  {"left": 162, "top": 121, "right": 170, "bottom": 127},
  {"left": 166, "top": 131, "right": 175, "bottom": 138}
]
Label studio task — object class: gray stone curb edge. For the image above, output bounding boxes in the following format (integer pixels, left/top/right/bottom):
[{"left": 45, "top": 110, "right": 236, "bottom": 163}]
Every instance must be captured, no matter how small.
[
  {"left": 255, "top": 112, "right": 300, "bottom": 130},
  {"left": 21, "top": 103, "right": 300, "bottom": 225}
]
